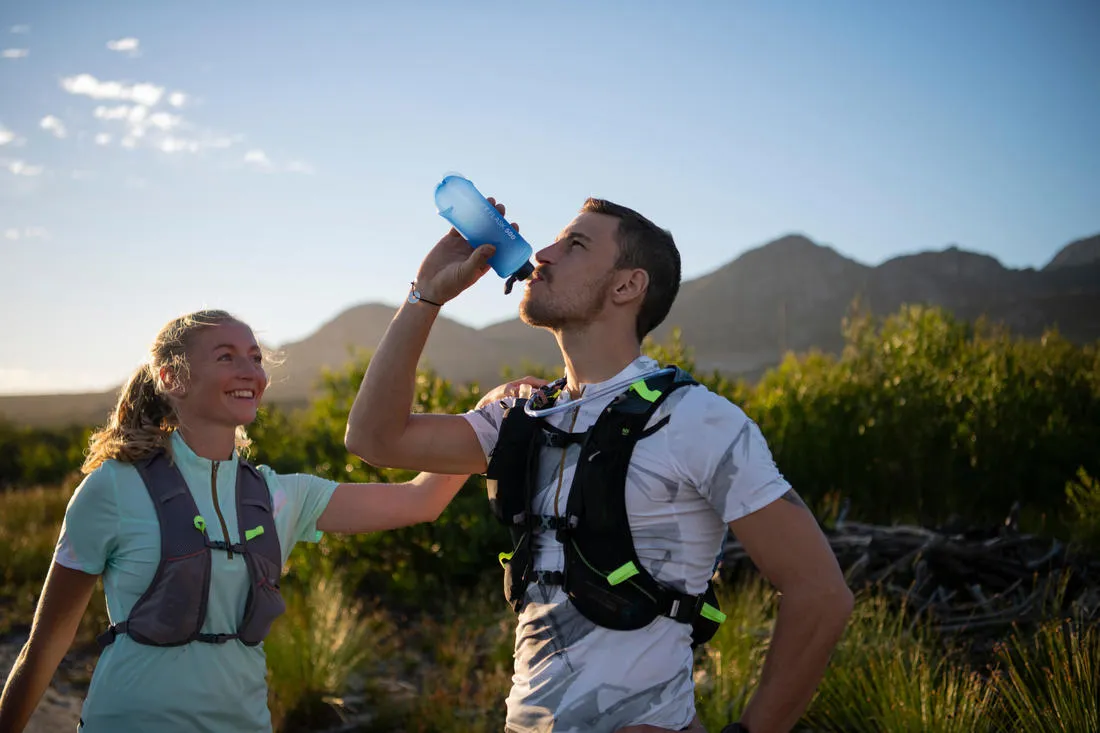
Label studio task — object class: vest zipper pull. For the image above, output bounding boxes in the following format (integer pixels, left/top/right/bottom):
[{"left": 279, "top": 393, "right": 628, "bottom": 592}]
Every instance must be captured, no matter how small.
[{"left": 210, "top": 461, "right": 234, "bottom": 560}]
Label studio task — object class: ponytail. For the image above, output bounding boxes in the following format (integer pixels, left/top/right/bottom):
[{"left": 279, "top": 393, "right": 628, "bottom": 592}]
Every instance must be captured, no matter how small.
[{"left": 82, "top": 364, "right": 177, "bottom": 473}]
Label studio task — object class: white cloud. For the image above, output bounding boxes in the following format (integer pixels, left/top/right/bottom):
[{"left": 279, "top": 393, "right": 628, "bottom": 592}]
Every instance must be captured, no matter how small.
[
  {"left": 204, "top": 134, "right": 241, "bottom": 149},
  {"left": 106, "top": 37, "right": 140, "bottom": 55},
  {"left": 10, "top": 25, "right": 30, "bottom": 34},
  {"left": 244, "top": 149, "right": 272, "bottom": 168},
  {"left": 0, "top": 126, "right": 13, "bottom": 146},
  {"left": 286, "top": 160, "right": 315, "bottom": 175},
  {"left": 40, "top": 115, "right": 67, "bottom": 139},
  {"left": 127, "top": 83, "right": 162, "bottom": 107},
  {"left": 6, "top": 160, "right": 43, "bottom": 176},
  {"left": 2, "top": 226, "right": 48, "bottom": 240},
  {"left": 56, "top": 73, "right": 301, "bottom": 174},
  {"left": 147, "top": 112, "right": 180, "bottom": 130},
  {"left": 62, "top": 74, "right": 164, "bottom": 107},
  {"left": 94, "top": 104, "right": 131, "bottom": 120},
  {"left": 2, "top": 49, "right": 28, "bottom": 59},
  {"left": 159, "top": 137, "right": 200, "bottom": 154}
]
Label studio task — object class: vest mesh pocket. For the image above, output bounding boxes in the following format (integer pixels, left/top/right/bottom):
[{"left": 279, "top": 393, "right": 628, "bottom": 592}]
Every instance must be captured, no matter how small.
[
  {"left": 238, "top": 551, "right": 286, "bottom": 645},
  {"left": 126, "top": 551, "right": 207, "bottom": 645},
  {"left": 563, "top": 540, "right": 659, "bottom": 631}
]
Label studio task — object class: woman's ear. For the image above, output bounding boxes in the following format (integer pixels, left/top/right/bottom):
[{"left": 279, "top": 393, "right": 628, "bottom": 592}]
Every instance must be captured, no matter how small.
[{"left": 160, "top": 366, "right": 185, "bottom": 398}]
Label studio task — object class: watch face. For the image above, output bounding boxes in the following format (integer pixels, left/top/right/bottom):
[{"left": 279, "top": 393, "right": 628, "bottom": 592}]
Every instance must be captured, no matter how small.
[{"left": 407, "top": 290, "right": 418, "bottom": 304}]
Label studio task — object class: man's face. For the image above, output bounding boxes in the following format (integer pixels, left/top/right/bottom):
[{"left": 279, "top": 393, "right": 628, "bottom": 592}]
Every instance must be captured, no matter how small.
[{"left": 520, "top": 211, "right": 622, "bottom": 332}]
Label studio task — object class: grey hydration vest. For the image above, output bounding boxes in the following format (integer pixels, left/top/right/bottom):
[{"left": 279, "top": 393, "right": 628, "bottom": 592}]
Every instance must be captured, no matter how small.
[{"left": 97, "top": 450, "right": 286, "bottom": 648}]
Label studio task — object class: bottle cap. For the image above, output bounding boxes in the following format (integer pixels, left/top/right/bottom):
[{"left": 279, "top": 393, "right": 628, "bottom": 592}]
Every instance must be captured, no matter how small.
[{"left": 503, "top": 261, "right": 536, "bottom": 295}]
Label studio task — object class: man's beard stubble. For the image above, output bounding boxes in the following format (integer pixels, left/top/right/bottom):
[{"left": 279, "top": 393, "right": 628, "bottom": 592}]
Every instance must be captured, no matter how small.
[{"left": 519, "top": 271, "right": 615, "bottom": 332}]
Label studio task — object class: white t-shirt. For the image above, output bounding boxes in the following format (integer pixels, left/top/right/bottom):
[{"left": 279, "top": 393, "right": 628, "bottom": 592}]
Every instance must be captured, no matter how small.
[{"left": 463, "top": 356, "right": 790, "bottom": 733}]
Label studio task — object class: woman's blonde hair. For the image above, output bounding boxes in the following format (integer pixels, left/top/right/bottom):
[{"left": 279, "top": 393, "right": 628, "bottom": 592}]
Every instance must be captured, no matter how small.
[{"left": 82, "top": 310, "right": 254, "bottom": 473}]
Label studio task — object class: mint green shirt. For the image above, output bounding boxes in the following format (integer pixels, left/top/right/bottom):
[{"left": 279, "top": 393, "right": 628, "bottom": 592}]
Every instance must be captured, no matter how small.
[{"left": 53, "top": 432, "right": 338, "bottom": 732}]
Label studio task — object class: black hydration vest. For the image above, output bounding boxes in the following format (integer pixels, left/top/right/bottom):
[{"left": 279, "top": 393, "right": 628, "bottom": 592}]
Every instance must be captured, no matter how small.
[
  {"left": 97, "top": 450, "right": 286, "bottom": 648},
  {"left": 485, "top": 366, "right": 726, "bottom": 647}
]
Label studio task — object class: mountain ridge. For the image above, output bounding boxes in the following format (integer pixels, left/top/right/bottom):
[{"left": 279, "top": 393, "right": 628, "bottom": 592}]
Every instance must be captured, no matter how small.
[{"left": 3, "top": 232, "right": 1098, "bottom": 427}]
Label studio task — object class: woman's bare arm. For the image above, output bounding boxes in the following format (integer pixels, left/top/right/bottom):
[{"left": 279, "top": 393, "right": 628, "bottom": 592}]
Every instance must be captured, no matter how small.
[{"left": 0, "top": 562, "right": 98, "bottom": 733}]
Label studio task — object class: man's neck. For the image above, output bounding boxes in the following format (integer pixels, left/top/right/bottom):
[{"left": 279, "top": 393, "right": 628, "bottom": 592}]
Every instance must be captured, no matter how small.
[{"left": 554, "top": 323, "right": 642, "bottom": 398}]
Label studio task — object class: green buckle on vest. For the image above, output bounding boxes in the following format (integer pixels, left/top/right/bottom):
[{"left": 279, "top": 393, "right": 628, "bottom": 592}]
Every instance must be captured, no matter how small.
[
  {"left": 607, "top": 561, "right": 640, "bottom": 586},
  {"left": 193, "top": 516, "right": 206, "bottom": 532},
  {"left": 701, "top": 602, "right": 726, "bottom": 624},
  {"left": 498, "top": 550, "right": 514, "bottom": 568},
  {"left": 630, "top": 380, "right": 662, "bottom": 402},
  {"left": 245, "top": 525, "right": 264, "bottom": 541}
]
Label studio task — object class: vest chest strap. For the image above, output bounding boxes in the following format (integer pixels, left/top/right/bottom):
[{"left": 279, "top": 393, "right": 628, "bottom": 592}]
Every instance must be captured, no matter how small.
[{"left": 208, "top": 539, "right": 248, "bottom": 554}]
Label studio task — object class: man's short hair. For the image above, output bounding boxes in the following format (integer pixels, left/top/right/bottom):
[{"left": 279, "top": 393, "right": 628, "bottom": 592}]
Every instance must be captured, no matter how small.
[{"left": 581, "top": 198, "right": 681, "bottom": 341}]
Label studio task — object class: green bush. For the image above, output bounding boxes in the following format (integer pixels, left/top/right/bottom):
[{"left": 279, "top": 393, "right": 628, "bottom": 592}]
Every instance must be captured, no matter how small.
[
  {"left": 0, "top": 422, "right": 89, "bottom": 489},
  {"left": 1065, "top": 468, "right": 1100, "bottom": 550},
  {"left": 746, "top": 305, "right": 1100, "bottom": 526},
  {"left": 0, "top": 482, "right": 108, "bottom": 642}
]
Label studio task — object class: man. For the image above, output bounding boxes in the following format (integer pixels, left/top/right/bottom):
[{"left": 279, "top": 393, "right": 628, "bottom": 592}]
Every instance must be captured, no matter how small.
[{"left": 345, "top": 197, "right": 853, "bottom": 733}]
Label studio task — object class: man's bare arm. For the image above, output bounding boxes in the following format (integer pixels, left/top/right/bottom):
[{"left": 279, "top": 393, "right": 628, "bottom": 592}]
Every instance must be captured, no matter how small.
[
  {"left": 729, "top": 491, "right": 853, "bottom": 733},
  {"left": 345, "top": 212, "right": 515, "bottom": 474},
  {"left": 344, "top": 299, "right": 487, "bottom": 474}
]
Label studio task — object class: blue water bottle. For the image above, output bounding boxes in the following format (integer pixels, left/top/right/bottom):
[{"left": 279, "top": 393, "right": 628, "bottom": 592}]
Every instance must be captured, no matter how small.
[{"left": 434, "top": 174, "right": 536, "bottom": 294}]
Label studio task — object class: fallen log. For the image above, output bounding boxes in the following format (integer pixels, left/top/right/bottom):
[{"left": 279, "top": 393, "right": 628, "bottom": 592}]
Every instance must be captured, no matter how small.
[{"left": 719, "top": 513, "right": 1100, "bottom": 642}]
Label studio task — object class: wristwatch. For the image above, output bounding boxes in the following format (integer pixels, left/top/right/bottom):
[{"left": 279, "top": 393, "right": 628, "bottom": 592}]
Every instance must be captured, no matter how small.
[
  {"left": 407, "top": 282, "right": 443, "bottom": 307},
  {"left": 720, "top": 724, "right": 749, "bottom": 733}
]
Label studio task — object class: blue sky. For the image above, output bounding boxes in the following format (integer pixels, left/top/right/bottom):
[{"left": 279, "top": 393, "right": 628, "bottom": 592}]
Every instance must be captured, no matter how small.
[{"left": 0, "top": 1, "right": 1097, "bottom": 395}]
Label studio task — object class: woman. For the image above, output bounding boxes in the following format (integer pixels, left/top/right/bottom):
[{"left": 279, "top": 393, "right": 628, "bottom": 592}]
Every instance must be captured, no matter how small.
[{"left": 0, "top": 309, "right": 538, "bottom": 732}]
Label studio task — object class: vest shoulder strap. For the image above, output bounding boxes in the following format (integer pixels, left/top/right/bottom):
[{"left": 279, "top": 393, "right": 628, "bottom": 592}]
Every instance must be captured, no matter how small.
[
  {"left": 235, "top": 460, "right": 282, "bottom": 564},
  {"left": 133, "top": 451, "right": 207, "bottom": 559},
  {"left": 613, "top": 365, "right": 697, "bottom": 416}
]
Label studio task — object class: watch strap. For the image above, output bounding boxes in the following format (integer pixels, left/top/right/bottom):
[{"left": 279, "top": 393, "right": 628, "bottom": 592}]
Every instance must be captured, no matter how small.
[{"left": 409, "top": 282, "right": 443, "bottom": 307}]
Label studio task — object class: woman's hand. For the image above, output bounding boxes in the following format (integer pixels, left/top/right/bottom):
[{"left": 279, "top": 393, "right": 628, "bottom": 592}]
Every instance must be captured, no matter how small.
[{"left": 476, "top": 375, "right": 550, "bottom": 410}]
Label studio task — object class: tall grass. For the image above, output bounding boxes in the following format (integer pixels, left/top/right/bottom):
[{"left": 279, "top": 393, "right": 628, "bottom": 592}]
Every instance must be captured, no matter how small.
[
  {"left": 806, "top": 610, "right": 996, "bottom": 733},
  {"left": 4, "top": 483, "right": 1099, "bottom": 732},
  {"left": 697, "top": 585, "right": 1000, "bottom": 733},
  {"left": 693, "top": 578, "right": 775, "bottom": 729},
  {"left": 994, "top": 618, "right": 1100, "bottom": 732},
  {"left": 265, "top": 570, "right": 395, "bottom": 732},
  {"left": 390, "top": 584, "right": 515, "bottom": 733}
]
